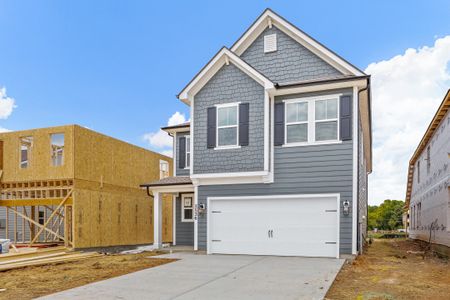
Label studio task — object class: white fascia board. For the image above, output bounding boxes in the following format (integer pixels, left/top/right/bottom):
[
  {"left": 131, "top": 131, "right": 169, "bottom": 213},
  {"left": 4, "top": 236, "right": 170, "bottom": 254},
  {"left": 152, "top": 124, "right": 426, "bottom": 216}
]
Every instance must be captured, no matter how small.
[
  {"left": 274, "top": 79, "right": 367, "bottom": 96},
  {"left": 231, "top": 10, "right": 365, "bottom": 77},
  {"left": 148, "top": 185, "right": 195, "bottom": 194},
  {"left": 191, "top": 170, "right": 268, "bottom": 179},
  {"left": 179, "top": 48, "right": 274, "bottom": 104}
]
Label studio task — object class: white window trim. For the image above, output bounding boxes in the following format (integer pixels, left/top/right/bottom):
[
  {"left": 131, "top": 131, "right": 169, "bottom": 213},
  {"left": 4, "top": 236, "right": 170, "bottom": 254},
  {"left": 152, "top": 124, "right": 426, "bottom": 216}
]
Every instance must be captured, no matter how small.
[
  {"left": 282, "top": 94, "right": 341, "bottom": 147},
  {"left": 215, "top": 102, "right": 240, "bottom": 150},
  {"left": 185, "top": 135, "right": 191, "bottom": 169},
  {"left": 181, "top": 193, "right": 194, "bottom": 223}
]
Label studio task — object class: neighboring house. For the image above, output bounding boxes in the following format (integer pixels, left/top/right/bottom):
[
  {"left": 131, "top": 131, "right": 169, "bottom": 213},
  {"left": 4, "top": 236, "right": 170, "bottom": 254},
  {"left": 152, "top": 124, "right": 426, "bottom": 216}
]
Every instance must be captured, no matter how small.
[
  {"left": 406, "top": 90, "right": 450, "bottom": 249},
  {"left": 0, "top": 125, "right": 173, "bottom": 249},
  {"left": 141, "top": 9, "right": 372, "bottom": 258}
]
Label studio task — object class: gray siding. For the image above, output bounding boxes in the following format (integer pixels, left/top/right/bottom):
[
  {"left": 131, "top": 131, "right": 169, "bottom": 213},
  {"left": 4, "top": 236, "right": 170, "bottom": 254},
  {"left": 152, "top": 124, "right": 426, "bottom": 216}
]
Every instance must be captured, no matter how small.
[
  {"left": 198, "top": 141, "right": 354, "bottom": 254},
  {"left": 175, "top": 196, "right": 194, "bottom": 246},
  {"left": 193, "top": 63, "right": 265, "bottom": 174},
  {"left": 240, "top": 26, "right": 343, "bottom": 84},
  {"left": 175, "top": 131, "right": 190, "bottom": 176}
]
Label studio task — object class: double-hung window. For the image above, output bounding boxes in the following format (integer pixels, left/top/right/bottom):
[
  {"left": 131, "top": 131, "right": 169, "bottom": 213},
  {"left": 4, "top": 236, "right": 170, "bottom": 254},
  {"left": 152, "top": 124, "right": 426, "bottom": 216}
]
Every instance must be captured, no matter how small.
[
  {"left": 217, "top": 103, "right": 238, "bottom": 148},
  {"left": 185, "top": 136, "right": 191, "bottom": 169},
  {"left": 284, "top": 95, "right": 340, "bottom": 145},
  {"left": 285, "top": 101, "right": 308, "bottom": 143},
  {"left": 181, "top": 194, "right": 194, "bottom": 222},
  {"left": 315, "top": 98, "right": 338, "bottom": 141},
  {"left": 160, "top": 160, "right": 169, "bottom": 179}
]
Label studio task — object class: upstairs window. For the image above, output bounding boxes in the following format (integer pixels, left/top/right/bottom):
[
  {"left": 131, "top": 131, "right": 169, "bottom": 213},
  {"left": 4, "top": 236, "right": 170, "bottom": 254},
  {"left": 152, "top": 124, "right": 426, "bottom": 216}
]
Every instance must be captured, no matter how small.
[
  {"left": 50, "top": 133, "right": 64, "bottom": 166},
  {"left": 417, "top": 161, "right": 420, "bottom": 183},
  {"left": 284, "top": 95, "right": 340, "bottom": 145},
  {"left": 160, "top": 160, "right": 169, "bottom": 179},
  {"left": 20, "top": 136, "right": 33, "bottom": 169},
  {"left": 286, "top": 101, "right": 308, "bottom": 143},
  {"left": 315, "top": 99, "right": 338, "bottom": 141},
  {"left": 185, "top": 136, "right": 191, "bottom": 169},
  {"left": 217, "top": 103, "right": 238, "bottom": 147},
  {"left": 426, "top": 146, "right": 431, "bottom": 175}
]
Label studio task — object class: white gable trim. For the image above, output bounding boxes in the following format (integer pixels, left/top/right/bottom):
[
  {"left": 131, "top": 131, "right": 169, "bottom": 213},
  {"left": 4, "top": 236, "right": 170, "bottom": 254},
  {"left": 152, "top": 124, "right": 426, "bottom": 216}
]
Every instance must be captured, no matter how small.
[
  {"left": 231, "top": 10, "right": 365, "bottom": 77},
  {"left": 178, "top": 48, "right": 274, "bottom": 104}
]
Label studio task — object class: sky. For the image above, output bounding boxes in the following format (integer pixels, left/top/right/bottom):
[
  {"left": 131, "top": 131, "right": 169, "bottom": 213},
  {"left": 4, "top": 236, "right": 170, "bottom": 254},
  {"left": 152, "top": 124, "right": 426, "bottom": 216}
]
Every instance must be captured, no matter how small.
[{"left": 0, "top": 1, "right": 450, "bottom": 205}]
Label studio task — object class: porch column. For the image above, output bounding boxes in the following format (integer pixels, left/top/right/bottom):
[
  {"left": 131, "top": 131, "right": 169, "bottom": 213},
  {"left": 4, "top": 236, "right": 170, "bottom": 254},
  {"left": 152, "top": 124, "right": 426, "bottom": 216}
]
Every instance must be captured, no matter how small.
[
  {"left": 153, "top": 191, "right": 163, "bottom": 249},
  {"left": 194, "top": 185, "right": 198, "bottom": 251}
]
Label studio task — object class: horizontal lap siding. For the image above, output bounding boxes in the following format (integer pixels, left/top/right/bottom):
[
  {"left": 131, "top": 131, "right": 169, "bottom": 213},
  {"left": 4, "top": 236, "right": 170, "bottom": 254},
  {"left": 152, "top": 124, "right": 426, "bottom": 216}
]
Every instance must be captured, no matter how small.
[
  {"left": 176, "top": 197, "right": 194, "bottom": 246},
  {"left": 198, "top": 141, "right": 353, "bottom": 254}
]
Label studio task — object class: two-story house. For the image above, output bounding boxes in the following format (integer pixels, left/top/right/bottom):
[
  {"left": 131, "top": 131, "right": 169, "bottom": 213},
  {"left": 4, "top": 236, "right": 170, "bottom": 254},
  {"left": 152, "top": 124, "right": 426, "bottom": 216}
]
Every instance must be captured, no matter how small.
[
  {"left": 141, "top": 9, "right": 372, "bottom": 258},
  {"left": 405, "top": 90, "right": 450, "bottom": 252}
]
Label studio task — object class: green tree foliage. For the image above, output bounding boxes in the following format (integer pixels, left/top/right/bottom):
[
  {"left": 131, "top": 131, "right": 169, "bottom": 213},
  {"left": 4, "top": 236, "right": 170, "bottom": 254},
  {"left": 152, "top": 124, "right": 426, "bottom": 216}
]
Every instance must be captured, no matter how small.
[{"left": 368, "top": 200, "right": 405, "bottom": 230}]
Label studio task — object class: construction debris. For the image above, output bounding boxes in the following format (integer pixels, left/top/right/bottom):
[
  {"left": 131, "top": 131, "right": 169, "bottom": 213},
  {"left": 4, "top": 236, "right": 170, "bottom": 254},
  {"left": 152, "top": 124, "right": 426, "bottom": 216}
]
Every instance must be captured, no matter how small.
[{"left": 0, "top": 246, "right": 101, "bottom": 272}]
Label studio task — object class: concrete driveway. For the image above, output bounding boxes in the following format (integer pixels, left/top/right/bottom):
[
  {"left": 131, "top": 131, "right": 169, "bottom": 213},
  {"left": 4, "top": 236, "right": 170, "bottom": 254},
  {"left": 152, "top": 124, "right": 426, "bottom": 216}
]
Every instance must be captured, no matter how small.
[{"left": 40, "top": 252, "right": 344, "bottom": 300}]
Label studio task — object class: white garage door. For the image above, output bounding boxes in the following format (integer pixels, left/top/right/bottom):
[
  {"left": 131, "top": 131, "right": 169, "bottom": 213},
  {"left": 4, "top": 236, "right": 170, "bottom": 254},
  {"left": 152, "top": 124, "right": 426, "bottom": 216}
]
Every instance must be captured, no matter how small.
[{"left": 208, "top": 195, "right": 339, "bottom": 257}]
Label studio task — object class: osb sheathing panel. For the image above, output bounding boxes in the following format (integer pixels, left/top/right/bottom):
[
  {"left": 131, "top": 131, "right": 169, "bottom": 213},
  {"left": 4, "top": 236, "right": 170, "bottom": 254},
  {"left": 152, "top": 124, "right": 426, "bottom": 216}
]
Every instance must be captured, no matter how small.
[
  {"left": 73, "top": 125, "right": 173, "bottom": 189},
  {"left": 0, "top": 125, "right": 74, "bottom": 182}
]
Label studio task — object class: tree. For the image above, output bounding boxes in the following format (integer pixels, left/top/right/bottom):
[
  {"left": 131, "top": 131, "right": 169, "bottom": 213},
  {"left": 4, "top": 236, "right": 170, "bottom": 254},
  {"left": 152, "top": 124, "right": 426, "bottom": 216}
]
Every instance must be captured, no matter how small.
[{"left": 368, "top": 199, "right": 405, "bottom": 230}]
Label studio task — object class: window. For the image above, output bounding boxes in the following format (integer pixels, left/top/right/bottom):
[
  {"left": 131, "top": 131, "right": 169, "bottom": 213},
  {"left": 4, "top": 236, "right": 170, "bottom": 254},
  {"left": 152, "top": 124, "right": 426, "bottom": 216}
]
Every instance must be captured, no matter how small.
[
  {"left": 315, "top": 99, "right": 338, "bottom": 141},
  {"left": 185, "top": 136, "right": 191, "bottom": 169},
  {"left": 286, "top": 101, "right": 308, "bottom": 143},
  {"left": 417, "top": 202, "right": 422, "bottom": 228},
  {"left": 217, "top": 103, "right": 238, "bottom": 147},
  {"left": 0, "top": 218, "right": 6, "bottom": 229},
  {"left": 417, "top": 161, "right": 420, "bottom": 183},
  {"left": 38, "top": 210, "right": 45, "bottom": 226},
  {"left": 284, "top": 95, "right": 340, "bottom": 145},
  {"left": 50, "top": 133, "right": 64, "bottom": 166},
  {"left": 160, "top": 160, "right": 169, "bottom": 179},
  {"left": 181, "top": 194, "right": 194, "bottom": 222},
  {"left": 20, "top": 136, "right": 33, "bottom": 169},
  {"left": 426, "top": 146, "right": 431, "bottom": 175}
]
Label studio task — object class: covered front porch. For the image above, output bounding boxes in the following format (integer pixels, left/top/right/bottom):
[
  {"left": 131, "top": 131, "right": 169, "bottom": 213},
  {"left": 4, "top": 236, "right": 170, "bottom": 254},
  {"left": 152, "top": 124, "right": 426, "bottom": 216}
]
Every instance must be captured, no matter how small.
[{"left": 141, "top": 176, "right": 198, "bottom": 250}]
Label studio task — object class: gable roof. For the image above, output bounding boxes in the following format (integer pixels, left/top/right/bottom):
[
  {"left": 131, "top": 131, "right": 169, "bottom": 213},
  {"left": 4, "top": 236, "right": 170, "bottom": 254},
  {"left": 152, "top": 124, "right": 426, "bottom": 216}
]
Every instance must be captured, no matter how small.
[
  {"left": 231, "top": 9, "right": 366, "bottom": 77},
  {"left": 405, "top": 89, "right": 450, "bottom": 206},
  {"left": 177, "top": 47, "right": 274, "bottom": 104}
]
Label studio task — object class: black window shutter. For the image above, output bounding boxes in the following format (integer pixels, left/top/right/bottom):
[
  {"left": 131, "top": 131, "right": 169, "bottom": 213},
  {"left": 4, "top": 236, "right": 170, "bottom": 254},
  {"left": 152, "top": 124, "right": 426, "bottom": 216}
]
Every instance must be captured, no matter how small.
[
  {"left": 340, "top": 95, "right": 352, "bottom": 141},
  {"left": 274, "top": 102, "right": 285, "bottom": 146},
  {"left": 178, "top": 136, "right": 186, "bottom": 168},
  {"left": 207, "top": 107, "right": 216, "bottom": 148},
  {"left": 239, "top": 103, "right": 249, "bottom": 146}
]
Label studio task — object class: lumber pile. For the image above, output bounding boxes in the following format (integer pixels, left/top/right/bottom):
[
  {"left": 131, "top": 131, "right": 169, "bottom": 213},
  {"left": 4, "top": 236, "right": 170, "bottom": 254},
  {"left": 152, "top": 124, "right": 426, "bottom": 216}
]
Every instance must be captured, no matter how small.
[{"left": 0, "top": 246, "right": 101, "bottom": 272}]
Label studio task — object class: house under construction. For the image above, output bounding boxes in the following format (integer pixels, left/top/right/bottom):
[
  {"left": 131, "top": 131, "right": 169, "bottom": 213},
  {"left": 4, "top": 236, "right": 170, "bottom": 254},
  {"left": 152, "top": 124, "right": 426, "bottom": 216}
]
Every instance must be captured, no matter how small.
[{"left": 0, "top": 125, "right": 173, "bottom": 249}]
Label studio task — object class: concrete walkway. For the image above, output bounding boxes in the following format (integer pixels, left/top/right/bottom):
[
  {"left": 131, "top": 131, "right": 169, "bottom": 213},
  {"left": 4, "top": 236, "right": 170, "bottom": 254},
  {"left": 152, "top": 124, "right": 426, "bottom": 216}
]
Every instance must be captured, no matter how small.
[{"left": 40, "top": 252, "right": 344, "bottom": 300}]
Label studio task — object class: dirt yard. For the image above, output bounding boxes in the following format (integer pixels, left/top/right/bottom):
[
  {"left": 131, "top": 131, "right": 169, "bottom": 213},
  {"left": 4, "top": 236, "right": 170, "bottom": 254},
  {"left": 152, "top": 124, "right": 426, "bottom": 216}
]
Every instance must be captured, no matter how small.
[
  {"left": 0, "top": 251, "right": 176, "bottom": 299},
  {"left": 326, "top": 239, "right": 450, "bottom": 300}
]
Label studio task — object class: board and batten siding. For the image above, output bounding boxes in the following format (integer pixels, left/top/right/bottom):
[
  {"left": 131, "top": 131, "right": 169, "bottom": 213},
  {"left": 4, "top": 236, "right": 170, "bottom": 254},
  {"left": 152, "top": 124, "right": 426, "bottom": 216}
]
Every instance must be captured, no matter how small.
[
  {"left": 193, "top": 63, "right": 265, "bottom": 174},
  {"left": 240, "top": 26, "right": 344, "bottom": 84},
  {"left": 175, "top": 196, "right": 194, "bottom": 246},
  {"left": 175, "top": 131, "right": 190, "bottom": 176}
]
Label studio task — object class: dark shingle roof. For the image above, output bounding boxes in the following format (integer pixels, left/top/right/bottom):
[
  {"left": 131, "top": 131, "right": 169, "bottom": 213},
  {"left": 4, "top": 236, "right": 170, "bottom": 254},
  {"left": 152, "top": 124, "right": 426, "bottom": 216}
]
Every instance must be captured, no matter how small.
[{"left": 140, "top": 176, "right": 192, "bottom": 187}]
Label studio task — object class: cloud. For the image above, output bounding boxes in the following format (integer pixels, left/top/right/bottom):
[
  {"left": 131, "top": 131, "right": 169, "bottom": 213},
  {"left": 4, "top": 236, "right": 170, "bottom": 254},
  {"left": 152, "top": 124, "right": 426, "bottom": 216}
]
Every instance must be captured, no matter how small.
[
  {"left": 366, "top": 35, "right": 450, "bottom": 205},
  {"left": 0, "top": 87, "right": 17, "bottom": 119},
  {"left": 143, "top": 111, "right": 187, "bottom": 156}
]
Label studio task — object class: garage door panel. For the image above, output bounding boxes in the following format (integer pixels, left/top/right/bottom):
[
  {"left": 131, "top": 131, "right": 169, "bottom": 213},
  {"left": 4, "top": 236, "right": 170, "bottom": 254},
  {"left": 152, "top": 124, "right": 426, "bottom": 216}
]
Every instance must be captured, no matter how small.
[{"left": 209, "top": 195, "right": 338, "bottom": 257}]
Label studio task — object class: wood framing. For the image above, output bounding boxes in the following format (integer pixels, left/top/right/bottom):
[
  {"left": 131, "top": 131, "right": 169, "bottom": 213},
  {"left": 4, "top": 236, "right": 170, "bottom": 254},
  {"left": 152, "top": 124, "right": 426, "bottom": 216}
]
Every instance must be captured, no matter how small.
[{"left": 0, "top": 125, "right": 173, "bottom": 249}]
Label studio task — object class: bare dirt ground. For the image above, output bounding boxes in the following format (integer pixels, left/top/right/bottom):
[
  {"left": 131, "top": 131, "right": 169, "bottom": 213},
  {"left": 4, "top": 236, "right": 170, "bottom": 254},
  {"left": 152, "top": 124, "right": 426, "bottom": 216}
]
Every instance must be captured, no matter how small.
[
  {"left": 326, "top": 239, "right": 450, "bottom": 300},
  {"left": 0, "top": 251, "right": 176, "bottom": 299}
]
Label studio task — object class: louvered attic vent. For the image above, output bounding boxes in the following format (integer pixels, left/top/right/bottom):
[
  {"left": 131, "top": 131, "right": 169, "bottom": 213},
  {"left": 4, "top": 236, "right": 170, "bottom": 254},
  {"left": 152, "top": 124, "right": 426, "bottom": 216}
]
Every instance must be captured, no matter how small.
[{"left": 264, "top": 34, "right": 277, "bottom": 53}]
